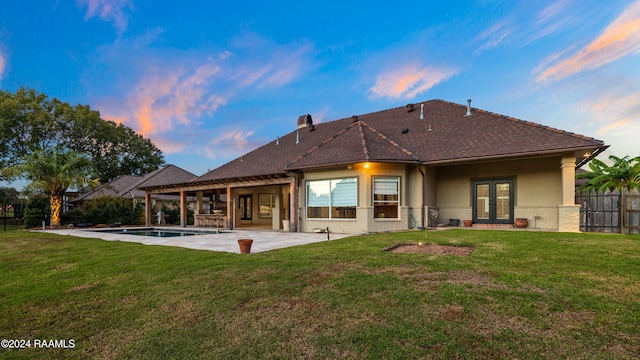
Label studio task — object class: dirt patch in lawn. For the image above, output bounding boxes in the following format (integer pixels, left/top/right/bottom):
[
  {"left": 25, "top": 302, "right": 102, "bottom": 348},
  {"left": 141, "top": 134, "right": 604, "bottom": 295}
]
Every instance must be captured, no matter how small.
[{"left": 384, "top": 243, "right": 474, "bottom": 256}]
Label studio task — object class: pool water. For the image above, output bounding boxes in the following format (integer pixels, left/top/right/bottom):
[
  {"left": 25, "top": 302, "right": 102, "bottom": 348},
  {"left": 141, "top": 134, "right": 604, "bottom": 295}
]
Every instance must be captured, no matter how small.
[{"left": 99, "top": 228, "right": 213, "bottom": 237}]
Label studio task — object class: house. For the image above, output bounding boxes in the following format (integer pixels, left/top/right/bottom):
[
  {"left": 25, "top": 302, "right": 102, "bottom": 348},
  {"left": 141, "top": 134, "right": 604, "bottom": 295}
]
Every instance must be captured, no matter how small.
[
  {"left": 140, "top": 100, "right": 608, "bottom": 233},
  {"left": 73, "top": 164, "right": 197, "bottom": 211}
]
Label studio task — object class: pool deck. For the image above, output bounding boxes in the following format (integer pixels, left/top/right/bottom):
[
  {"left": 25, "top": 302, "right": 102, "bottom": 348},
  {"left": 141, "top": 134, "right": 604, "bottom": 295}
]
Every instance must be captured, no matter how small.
[{"left": 42, "top": 227, "right": 354, "bottom": 254}]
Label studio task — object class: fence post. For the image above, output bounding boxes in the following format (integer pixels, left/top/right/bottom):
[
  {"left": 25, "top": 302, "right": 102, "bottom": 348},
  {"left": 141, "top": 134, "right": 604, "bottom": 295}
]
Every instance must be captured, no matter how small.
[{"left": 620, "top": 188, "right": 627, "bottom": 234}]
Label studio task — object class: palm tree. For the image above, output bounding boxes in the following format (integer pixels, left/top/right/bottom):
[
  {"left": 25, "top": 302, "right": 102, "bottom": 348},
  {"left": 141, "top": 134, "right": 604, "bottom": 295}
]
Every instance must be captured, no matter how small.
[
  {"left": 576, "top": 155, "right": 640, "bottom": 192},
  {"left": 2, "top": 149, "right": 98, "bottom": 226}
]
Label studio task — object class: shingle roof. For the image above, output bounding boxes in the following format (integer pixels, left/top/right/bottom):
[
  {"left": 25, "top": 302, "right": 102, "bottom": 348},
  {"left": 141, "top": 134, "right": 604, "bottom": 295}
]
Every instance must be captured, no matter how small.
[
  {"left": 74, "top": 165, "right": 197, "bottom": 201},
  {"left": 196, "top": 99, "right": 606, "bottom": 182}
]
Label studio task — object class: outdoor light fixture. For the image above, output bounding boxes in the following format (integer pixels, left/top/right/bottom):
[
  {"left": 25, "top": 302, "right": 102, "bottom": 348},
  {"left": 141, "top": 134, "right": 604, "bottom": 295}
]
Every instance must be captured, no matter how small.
[{"left": 364, "top": 162, "right": 370, "bottom": 168}]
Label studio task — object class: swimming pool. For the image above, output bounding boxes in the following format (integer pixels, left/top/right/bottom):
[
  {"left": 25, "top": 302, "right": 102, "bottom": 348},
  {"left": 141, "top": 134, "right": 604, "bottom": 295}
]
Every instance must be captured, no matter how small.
[{"left": 97, "top": 228, "right": 221, "bottom": 237}]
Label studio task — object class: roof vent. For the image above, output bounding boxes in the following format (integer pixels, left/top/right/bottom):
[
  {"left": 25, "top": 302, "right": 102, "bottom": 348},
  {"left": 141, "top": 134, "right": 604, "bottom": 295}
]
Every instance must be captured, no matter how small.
[
  {"left": 402, "top": 128, "right": 409, "bottom": 134},
  {"left": 296, "top": 130, "right": 300, "bottom": 144},
  {"left": 406, "top": 104, "right": 415, "bottom": 112},
  {"left": 351, "top": 115, "right": 359, "bottom": 122},
  {"left": 420, "top": 104, "right": 424, "bottom": 120},
  {"left": 297, "top": 114, "right": 313, "bottom": 129},
  {"left": 465, "top": 99, "right": 472, "bottom": 116}
]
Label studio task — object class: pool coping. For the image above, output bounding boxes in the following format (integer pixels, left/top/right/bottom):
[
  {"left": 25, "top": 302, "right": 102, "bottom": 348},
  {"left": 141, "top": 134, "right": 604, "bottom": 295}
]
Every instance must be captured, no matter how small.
[{"left": 40, "top": 227, "right": 354, "bottom": 254}]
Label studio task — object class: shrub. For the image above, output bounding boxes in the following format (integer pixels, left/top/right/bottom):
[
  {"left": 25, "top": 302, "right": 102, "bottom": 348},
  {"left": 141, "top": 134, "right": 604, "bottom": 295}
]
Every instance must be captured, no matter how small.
[
  {"left": 24, "top": 196, "right": 50, "bottom": 228},
  {"left": 159, "top": 202, "right": 194, "bottom": 225},
  {"left": 78, "top": 196, "right": 144, "bottom": 225}
]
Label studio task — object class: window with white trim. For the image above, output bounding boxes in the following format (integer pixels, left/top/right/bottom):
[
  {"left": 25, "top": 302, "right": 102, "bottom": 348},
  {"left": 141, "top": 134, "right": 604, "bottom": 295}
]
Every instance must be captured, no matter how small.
[
  {"left": 373, "top": 177, "right": 399, "bottom": 219},
  {"left": 306, "top": 178, "right": 357, "bottom": 219}
]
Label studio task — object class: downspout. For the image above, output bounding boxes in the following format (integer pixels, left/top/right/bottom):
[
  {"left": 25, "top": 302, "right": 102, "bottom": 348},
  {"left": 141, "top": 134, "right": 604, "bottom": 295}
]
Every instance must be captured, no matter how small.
[{"left": 418, "top": 165, "right": 426, "bottom": 229}]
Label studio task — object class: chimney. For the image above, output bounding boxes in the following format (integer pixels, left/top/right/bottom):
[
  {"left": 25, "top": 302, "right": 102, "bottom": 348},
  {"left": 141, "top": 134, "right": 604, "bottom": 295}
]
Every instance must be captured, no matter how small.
[{"left": 297, "top": 114, "right": 313, "bottom": 129}]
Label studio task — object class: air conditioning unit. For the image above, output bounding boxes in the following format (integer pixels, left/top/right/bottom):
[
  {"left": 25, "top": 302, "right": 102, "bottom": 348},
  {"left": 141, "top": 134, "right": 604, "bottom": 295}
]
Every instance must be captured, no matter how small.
[{"left": 426, "top": 207, "right": 439, "bottom": 228}]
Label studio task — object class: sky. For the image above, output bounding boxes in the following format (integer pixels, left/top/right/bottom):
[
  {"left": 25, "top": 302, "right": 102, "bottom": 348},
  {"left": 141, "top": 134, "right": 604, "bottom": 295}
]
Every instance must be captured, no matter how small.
[{"left": 1, "top": 0, "right": 640, "bottom": 183}]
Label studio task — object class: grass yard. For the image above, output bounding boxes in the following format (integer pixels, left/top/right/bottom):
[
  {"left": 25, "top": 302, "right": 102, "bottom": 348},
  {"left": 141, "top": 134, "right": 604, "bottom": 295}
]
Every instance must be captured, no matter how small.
[{"left": 1, "top": 229, "right": 639, "bottom": 359}]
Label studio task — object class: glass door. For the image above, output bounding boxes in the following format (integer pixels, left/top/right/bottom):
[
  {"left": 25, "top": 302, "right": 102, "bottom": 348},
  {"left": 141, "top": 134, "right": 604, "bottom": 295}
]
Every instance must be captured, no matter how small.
[
  {"left": 239, "top": 195, "right": 252, "bottom": 220},
  {"left": 473, "top": 179, "right": 513, "bottom": 224}
]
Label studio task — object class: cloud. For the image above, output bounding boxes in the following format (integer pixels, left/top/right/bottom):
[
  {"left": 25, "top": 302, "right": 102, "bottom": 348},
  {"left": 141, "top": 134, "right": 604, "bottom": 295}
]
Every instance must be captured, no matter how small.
[
  {"left": 204, "top": 129, "right": 256, "bottom": 159},
  {"left": 0, "top": 50, "right": 5, "bottom": 81},
  {"left": 535, "top": 0, "right": 640, "bottom": 82},
  {"left": 117, "top": 61, "right": 227, "bottom": 136},
  {"left": 476, "top": 22, "right": 512, "bottom": 52},
  {"left": 94, "top": 31, "right": 315, "bottom": 156},
  {"left": 78, "top": 0, "right": 133, "bottom": 32},
  {"left": 227, "top": 33, "right": 314, "bottom": 89},
  {"left": 369, "top": 64, "right": 457, "bottom": 99}
]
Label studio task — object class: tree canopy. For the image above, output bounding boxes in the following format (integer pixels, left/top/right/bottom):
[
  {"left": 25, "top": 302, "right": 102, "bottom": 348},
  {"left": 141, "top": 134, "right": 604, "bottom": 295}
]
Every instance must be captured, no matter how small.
[
  {"left": 0, "top": 87, "right": 165, "bottom": 183},
  {"left": 576, "top": 154, "right": 640, "bottom": 192}
]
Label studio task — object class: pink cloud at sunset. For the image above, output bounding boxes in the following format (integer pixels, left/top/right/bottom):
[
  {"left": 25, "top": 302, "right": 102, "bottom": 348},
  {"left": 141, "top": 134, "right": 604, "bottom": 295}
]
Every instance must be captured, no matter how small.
[
  {"left": 78, "top": 0, "right": 133, "bottom": 32},
  {"left": 535, "top": 0, "right": 640, "bottom": 82},
  {"left": 123, "top": 62, "right": 227, "bottom": 136},
  {"left": 369, "top": 64, "right": 457, "bottom": 99}
]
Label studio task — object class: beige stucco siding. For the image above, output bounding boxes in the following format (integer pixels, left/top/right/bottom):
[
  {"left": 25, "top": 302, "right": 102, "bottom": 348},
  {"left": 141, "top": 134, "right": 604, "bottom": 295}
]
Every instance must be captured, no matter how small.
[
  {"left": 294, "top": 155, "right": 575, "bottom": 233},
  {"left": 435, "top": 156, "right": 565, "bottom": 230}
]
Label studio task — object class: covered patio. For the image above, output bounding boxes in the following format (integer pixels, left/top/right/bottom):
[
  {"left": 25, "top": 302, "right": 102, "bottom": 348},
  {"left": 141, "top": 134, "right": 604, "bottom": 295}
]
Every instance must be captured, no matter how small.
[{"left": 140, "top": 173, "right": 301, "bottom": 232}]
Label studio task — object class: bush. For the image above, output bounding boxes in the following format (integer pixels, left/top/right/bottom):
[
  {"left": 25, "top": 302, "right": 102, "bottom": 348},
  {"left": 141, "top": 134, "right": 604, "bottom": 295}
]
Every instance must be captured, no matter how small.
[
  {"left": 24, "top": 196, "right": 50, "bottom": 228},
  {"left": 159, "top": 202, "right": 194, "bottom": 225},
  {"left": 67, "top": 196, "right": 144, "bottom": 225}
]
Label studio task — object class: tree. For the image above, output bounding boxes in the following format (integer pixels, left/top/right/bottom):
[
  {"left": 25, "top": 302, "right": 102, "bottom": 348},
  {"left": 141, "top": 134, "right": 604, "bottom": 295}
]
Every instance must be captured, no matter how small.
[
  {"left": 0, "top": 87, "right": 165, "bottom": 182},
  {"left": 2, "top": 149, "right": 98, "bottom": 226},
  {"left": 0, "top": 186, "right": 20, "bottom": 215},
  {"left": 576, "top": 155, "right": 640, "bottom": 192}
]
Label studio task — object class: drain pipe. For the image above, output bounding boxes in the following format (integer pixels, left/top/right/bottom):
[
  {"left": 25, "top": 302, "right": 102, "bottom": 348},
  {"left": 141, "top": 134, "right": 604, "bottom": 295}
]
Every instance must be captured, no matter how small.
[{"left": 418, "top": 165, "right": 426, "bottom": 229}]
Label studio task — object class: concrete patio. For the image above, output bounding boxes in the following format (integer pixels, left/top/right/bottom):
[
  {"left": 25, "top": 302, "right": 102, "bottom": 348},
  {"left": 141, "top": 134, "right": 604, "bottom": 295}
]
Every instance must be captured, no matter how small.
[{"left": 42, "top": 227, "right": 354, "bottom": 254}]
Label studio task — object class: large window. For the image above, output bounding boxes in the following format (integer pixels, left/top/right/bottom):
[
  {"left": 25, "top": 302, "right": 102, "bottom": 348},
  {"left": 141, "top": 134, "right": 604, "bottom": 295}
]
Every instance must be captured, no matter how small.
[
  {"left": 373, "top": 177, "right": 399, "bottom": 218},
  {"left": 307, "top": 178, "right": 357, "bottom": 219},
  {"left": 258, "top": 194, "right": 275, "bottom": 218}
]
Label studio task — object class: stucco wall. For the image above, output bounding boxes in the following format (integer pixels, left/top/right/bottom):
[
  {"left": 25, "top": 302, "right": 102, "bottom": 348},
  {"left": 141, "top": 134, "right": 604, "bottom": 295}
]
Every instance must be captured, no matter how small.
[
  {"left": 435, "top": 156, "right": 564, "bottom": 230},
  {"left": 295, "top": 155, "right": 574, "bottom": 233}
]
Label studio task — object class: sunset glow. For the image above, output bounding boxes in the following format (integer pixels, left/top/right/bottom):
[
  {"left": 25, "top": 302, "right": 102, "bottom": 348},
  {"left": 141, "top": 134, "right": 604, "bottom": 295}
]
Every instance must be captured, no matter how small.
[{"left": 1, "top": 0, "right": 637, "bottom": 177}]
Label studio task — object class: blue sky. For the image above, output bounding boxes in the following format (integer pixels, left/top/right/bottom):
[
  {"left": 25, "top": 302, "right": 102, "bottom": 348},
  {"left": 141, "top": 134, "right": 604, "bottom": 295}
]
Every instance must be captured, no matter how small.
[{"left": 1, "top": 0, "right": 639, "bottom": 181}]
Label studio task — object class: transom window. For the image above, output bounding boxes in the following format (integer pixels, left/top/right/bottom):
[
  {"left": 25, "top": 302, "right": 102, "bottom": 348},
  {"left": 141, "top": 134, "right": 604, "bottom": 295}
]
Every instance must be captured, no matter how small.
[
  {"left": 373, "top": 177, "right": 399, "bottom": 219},
  {"left": 306, "top": 178, "right": 357, "bottom": 219}
]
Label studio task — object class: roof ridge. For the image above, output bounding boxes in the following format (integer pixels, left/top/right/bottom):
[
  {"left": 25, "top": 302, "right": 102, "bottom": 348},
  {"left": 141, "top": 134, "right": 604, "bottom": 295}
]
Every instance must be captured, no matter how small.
[
  {"left": 285, "top": 122, "right": 356, "bottom": 168},
  {"left": 359, "top": 120, "right": 420, "bottom": 161},
  {"left": 357, "top": 121, "right": 371, "bottom": 161}
]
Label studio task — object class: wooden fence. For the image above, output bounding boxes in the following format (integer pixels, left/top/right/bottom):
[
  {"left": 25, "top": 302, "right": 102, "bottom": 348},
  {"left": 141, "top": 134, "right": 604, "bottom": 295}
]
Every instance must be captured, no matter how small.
[{"left": 576, "top": 188, "right": 640, "bottom": 234}]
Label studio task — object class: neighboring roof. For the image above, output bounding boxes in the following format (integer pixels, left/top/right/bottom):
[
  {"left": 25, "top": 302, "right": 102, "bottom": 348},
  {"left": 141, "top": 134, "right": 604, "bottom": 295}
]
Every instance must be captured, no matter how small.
[
  {"left": 196, "top": 99, "right": 607, "bottom": 182},
  {"left": 74, "top": 164, "right": 197, "bottom": 201}
]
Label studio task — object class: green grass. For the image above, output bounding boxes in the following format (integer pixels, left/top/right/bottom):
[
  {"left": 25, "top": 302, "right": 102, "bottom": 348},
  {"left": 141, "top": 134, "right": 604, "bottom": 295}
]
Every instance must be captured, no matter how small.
[{"left": 1, "top": 229, "right": 639, "bottom": 359}]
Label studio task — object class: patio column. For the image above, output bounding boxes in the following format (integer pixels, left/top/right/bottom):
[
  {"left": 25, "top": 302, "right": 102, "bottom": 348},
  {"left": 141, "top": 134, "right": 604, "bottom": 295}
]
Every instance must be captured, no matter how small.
[
  {"left": 273, "top": 185, "right": 282, "bottom": 230},
  {"left": 289, "top": 176, "right": 298, "bottom": 232},
  {"left": 226, "top": 186, "right": 233, "bottom": 230},
  {"left": 558, "top": 154, "right": 579, "bottom": 232},
  {"left": 195, "top": 191, "right": 203, "bottom": 215},
  {"left": 180, "top": 190, "right": 187, "bottom": 227},
  {"left": 145, "top": 192, "right": 152, "bottom": 227}
]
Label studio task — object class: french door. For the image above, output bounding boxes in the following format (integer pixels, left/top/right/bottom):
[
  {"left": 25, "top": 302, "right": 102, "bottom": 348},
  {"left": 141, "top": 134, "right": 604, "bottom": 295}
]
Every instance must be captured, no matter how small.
[
  {"left": 473, "top": 179, "right": 514, "bottom": 224},
  {"left": 239, "top": 195, "right": 252, "bottom": 220}
]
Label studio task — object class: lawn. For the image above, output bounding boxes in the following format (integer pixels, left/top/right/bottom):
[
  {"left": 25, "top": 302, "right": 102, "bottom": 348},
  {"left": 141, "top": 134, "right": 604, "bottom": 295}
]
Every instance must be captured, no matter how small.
[{"left": 1, "top": 229, "right": 639, "bottom": 359}]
